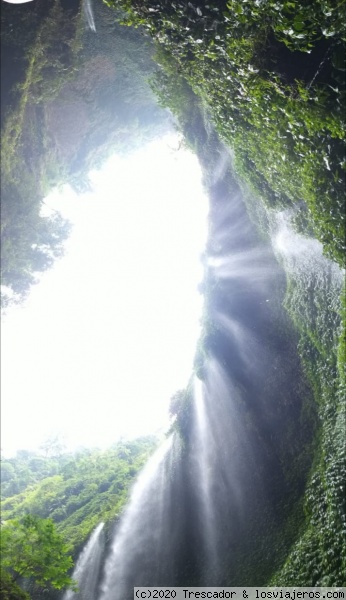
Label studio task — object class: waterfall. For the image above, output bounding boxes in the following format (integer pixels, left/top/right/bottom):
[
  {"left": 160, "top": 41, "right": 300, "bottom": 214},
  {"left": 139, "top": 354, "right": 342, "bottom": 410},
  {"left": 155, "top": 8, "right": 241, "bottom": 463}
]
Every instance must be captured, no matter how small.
[
  {"left": 272, "top": 210, "right": 344, "bottom": 339},
  {"left": 188, "top": 359, "right": 269, "bottom": 586},
  {"left": 62, "top": 140, "right": 343, "bottom": 595},
  {"left": 63, "top": 523, "right": 105, "bottom": 600},
  {"left": 98, "top": 435, "right": 183, "bottom": 600},
  {"left": 191, "top": 379, "right": 219, "bottom": 576},
  {"left": 90, "top": 176, "right": 324, "bottom": 593},
  {"left": 273, "top": 210, "right": 344, "bottom": 290},
  {"left": 83, "top": 0, "right": 96, "bottom": 32}
]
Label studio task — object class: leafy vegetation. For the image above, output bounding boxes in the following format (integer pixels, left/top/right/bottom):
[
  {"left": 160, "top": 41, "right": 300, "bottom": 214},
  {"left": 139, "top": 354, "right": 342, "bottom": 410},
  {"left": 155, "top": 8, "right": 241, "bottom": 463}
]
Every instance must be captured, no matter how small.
[
  {"left": 269, "top": 250, "right": 345, "bottom": 585},
  {"left": 1, "top": 515, "right": 75, "bottom": 593},
  {"left": 0, "top": 0, "right": 170, "bottom": 307},
  {"left": 1, "top": 437, "right": 158, "bottom": 555},
  {"left": 107, "top": 0, "right": 345, "bottom": 268},
  {"left": 0, "top": 570, "right": 30, "bottom": 600},
  {"left": 1, "top": 1, "right": 82, "bottom": 307}
]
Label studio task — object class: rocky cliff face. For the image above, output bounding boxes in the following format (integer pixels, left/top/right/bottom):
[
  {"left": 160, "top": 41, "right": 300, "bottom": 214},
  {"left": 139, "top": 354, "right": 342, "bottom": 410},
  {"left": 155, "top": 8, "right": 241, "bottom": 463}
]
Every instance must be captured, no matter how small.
[{"left": 0, "top": 0, "right": 171, "bottom": 303}]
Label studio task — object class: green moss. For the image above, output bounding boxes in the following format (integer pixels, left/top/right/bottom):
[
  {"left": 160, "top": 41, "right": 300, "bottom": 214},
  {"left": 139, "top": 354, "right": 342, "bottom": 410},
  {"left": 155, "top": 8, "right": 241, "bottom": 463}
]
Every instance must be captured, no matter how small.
[
  {"left": 270, "top": 268, "right": 345, "bottom": 584},
  {"left": 106, "top": 0, "right": 345, "bottom": 267}
]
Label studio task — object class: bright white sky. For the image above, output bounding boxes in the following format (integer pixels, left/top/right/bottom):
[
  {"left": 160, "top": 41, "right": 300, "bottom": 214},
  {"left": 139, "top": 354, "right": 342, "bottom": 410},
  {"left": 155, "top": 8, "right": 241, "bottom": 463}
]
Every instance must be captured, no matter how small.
[{"left": 1, "top": 134, "right": 209, "bottom": 457}]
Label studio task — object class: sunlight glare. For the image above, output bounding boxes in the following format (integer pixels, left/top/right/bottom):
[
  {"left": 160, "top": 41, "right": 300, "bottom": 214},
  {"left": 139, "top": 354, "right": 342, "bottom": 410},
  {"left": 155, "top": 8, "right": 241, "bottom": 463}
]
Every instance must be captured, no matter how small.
[{"left": 1, "top": 134, "right": 209, "bottom": 456}]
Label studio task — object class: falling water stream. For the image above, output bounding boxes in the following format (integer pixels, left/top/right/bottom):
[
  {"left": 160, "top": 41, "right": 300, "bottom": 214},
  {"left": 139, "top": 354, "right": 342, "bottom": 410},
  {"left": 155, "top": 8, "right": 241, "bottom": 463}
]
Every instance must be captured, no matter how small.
[
  {"left": 273, "top": 209, "right": 344, "bottom": 295},
  {"left": 99, "top": 435, "right": 184, "bottom": 599},
  {"left": 83, "top": 0, "right": 96, "bottom": 32},
  {"left": 191, "top": 379, "right": 219, "bottom": 581},
  {"left": 63, "top": 523, "right": 105, "bottom": 600}
]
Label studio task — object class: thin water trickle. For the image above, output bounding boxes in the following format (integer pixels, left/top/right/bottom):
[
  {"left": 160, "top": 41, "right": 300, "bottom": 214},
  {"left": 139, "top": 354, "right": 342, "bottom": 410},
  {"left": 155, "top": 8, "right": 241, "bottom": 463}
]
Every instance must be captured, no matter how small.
[
  {"left": 273, "top": 210, "right": 344, "bottom": 283},
  {"left": 63, "top": 522, "right": 105, "bottom": 600},
  {"left": 191, "top": 379, "right": 219, "bottom": 578},
  {"left": 83, "top": 0, "right": 96, "bottom": 32},
  {"left": 272, "top": 210, "right": 344, "bottom": 334}
]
